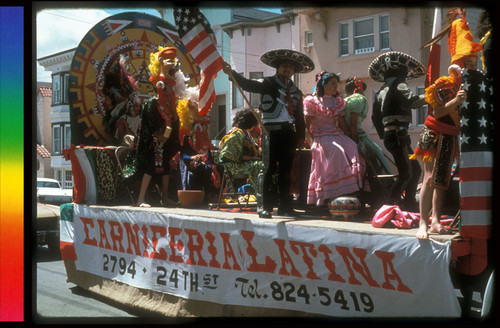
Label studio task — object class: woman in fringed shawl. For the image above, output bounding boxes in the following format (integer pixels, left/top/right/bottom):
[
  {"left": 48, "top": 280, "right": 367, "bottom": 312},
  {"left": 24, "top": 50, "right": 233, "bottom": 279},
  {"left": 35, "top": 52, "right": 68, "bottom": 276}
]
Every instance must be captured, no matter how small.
[{"left": 219, "top": 108, "right": 263, "bottom": 193}]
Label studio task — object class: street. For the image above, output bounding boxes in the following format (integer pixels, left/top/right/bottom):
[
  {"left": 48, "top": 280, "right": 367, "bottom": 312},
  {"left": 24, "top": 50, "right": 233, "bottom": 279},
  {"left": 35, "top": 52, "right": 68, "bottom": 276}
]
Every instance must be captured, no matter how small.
[{"left": 35, "top": 245, "right": 146, "bottom": 323}]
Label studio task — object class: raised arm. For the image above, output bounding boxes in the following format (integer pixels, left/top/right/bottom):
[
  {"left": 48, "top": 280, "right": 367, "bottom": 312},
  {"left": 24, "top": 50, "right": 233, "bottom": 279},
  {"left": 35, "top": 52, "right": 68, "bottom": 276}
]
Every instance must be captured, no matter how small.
[{"left": 221, "top": 61, "right": 267, "bottom": 94}]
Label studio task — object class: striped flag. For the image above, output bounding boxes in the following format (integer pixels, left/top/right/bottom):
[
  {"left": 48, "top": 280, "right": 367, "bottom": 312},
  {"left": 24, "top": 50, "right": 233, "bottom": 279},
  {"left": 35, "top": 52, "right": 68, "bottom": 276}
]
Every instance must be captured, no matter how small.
[
  {"left": 63, "top": 145, "right": 118, "bottom": 205},
  {"left": 174, "top": 7, "right": 223, "bottom": 115},
  {"left": 459, "top": 69, "right": 493, "bottom": 239},
  {"left": 425, "top": 8, "right": 442, "bottom": 88},
  {"left": 59, "top": 203, "right": 77, "bottom": 260}
]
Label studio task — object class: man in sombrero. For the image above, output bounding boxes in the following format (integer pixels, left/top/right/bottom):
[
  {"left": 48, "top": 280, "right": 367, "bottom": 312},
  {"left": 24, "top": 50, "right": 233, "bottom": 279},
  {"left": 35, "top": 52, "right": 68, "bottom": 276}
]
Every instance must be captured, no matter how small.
[
  {"left": 222, "top": 49, "right": 314, "bottom": 218},
  {"left": 369, "top": 51, "right": 426, "bottom": 212}
]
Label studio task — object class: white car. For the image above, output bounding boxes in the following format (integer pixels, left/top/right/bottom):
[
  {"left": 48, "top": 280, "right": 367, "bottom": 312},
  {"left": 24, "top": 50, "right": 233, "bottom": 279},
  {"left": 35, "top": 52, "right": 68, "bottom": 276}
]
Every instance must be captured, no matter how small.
[{"left": 37, "top": 178, "right": 73, "bottom": 204}]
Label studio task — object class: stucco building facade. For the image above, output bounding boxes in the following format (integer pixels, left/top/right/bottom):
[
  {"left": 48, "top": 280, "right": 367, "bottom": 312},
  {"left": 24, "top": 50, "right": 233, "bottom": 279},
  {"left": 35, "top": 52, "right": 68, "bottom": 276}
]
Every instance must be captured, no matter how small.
[{"left": 37, "top": 48, "right": 75, "bottom": 189}]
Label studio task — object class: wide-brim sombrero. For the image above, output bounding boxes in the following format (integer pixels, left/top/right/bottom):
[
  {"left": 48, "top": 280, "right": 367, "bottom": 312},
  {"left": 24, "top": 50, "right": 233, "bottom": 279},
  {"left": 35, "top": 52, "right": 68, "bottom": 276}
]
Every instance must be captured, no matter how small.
[
  {"left": 260, "top": 49, "right": 315, "bottom": 73},
  {"left": 368, "top": 51, "right": 426, "bottom": 82}
]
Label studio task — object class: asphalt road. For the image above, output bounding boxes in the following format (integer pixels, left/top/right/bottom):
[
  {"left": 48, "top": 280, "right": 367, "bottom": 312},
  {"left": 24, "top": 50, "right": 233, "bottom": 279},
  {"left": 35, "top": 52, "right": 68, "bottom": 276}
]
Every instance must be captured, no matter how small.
[{"left": 34, "top": 245, "right": 144, "bottom": 324}]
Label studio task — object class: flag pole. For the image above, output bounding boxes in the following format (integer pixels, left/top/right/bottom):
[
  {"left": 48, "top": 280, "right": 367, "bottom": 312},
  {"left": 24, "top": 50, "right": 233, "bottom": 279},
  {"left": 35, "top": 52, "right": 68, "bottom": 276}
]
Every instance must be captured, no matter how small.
[{"left": 227, "top": 70, "right": 269, "bottom": 137}]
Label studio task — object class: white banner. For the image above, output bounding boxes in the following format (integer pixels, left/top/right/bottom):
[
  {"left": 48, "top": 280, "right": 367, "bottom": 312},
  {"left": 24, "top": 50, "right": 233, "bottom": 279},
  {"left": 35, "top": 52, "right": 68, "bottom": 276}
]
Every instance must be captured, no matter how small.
[{"left": 71, "top": 205, "right": 460, "bottom": 317}]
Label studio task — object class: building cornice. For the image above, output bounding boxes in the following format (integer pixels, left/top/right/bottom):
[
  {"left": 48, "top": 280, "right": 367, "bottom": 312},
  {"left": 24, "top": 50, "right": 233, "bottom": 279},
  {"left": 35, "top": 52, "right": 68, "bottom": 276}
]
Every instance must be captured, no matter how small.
[
  {"left": 38, "top": 48, "right": 76, "bottom": 68},
  {"left": 220, "top": 12, "right": 297, "bottom": 37}
]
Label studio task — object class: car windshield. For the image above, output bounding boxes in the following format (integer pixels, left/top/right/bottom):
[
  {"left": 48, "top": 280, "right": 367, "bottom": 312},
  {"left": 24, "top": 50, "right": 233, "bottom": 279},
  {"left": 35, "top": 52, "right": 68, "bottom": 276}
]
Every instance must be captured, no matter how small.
[{"left": 37, "top": 181, "right": 60, "bottom": 188}]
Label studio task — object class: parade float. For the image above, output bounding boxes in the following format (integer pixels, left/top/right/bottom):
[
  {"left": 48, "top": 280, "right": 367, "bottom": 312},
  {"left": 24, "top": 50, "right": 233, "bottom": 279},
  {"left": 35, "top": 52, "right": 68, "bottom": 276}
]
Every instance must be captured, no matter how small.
[{"left": 58, "top": 10, "right": 493, "bottom": 319}]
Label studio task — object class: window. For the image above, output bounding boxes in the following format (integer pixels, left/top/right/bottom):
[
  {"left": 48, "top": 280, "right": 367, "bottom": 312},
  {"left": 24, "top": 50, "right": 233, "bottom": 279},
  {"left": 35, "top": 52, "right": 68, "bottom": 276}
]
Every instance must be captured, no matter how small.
[
  {"left": 305, "top": 31, "right": 313, "bottom": 46},
  {"left": 415, "top": 86, "right": 427, "bottom": 125},
  {"left": 64, "top": 74, "right": 70, "bottom": 103},
  {"left": 52, "top": 77, "right": 61, "bottom": 105},
  {"left": 232, "top": 72, "right": 244, "bottom": 109},
  {"left": 354, "top": 18, "right": 374, "bottom": 54},
  {"left": 52, "top": 123, "right": 71, "bottom": 154},
  {"left": 339, "top": 14, "right": 390, "bottom": 57},
  {"left": 52, "top": 126, "right": 61, "bottom": 154},
  {"left": 64, "top": 170, "right": 73, "bottom": 189},
  {"left": 249, "top": 72, "right": 263, "bottom": 108},
  {"left": 64, "top": 125, "right": 71, "bottom": 149},
  {"left": 339, "top": 22, "right": 349, "bottom": 56},
  {"left": 52, "top": 72, "right": 70, "bottom": 105},
  {"left": 379, "top": 14, "right": 390, "bottom": 50}
]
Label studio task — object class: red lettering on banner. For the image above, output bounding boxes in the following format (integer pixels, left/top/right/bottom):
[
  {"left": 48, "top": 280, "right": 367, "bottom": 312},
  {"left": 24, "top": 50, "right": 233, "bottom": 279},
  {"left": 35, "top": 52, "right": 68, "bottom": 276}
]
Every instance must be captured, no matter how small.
[
  {"left": 80, "top": 217, "right": 97, "bottom": 246},
  {"left": 123, "top": 222, "right": 141, "bottom": 255},
  {"left": 168, "top": 227, "right": 184, "bottom": 263},
  {"left": 318, "top": 245, "right": 346, "bottom": 282},
  {"left": 141, "top": 224, "right": 151, "bottom": 258},
  {"left": 289, "top": 241, "right": 320, "bottom": 280},
  {"left": 150, "top": 225, "right": 168, "bottom": 260},
  {"left": 336, "top": 246, "right": 380, "bottom": 288},
  {"left": 274, "top": 239, "right": 301, "bottom": 277},
  {"left": 219, "top": 233, "right": 241, "bottom": 270},
  {"left": 374, "top": 251, "right": 413, "bottom": 293},
  {"left": 241, "top": 230, "right": 277, "bottom": 273},
  {"left": 75, "top": 213, "right": 417, "bottom": 296},
  {"left": 204, "top": 231, "right": 221, "bottom": 268},
  {"left": 108, "top": 221, "right": 125, "bottom": 253},
  {"left": 97, "top": 219, "right": 111, "bottom": 250},
  {"left": 185, "top": 228, "right": 208, "bottom": 266}
]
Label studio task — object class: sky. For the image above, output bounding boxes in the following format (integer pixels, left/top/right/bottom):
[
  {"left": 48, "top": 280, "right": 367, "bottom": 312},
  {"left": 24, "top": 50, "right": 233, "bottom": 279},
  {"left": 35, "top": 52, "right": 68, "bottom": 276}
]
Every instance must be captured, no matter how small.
[
  {"left": 36, "top": 7, "right": 281, "bottom": 83},
  {"left": 36, "top": 8, "right": 162, "bottom": 82}
]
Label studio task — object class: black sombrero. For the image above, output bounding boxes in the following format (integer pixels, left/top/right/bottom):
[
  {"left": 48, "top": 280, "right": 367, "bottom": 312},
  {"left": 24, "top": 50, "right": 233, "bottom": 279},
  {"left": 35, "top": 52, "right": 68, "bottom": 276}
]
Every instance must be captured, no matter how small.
[
  {"left": 368, "top": 51, "right": 426, "bottom": 82},
  {"left": 260, "top": 49, "right": 315, "bottom": 73}
]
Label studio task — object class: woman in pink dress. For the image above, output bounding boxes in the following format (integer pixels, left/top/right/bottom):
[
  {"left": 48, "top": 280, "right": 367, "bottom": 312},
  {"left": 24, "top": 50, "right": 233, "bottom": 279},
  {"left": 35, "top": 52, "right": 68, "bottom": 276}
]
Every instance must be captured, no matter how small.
[{"left": 303, "top": 71, "right": 362, "bottom": 206}]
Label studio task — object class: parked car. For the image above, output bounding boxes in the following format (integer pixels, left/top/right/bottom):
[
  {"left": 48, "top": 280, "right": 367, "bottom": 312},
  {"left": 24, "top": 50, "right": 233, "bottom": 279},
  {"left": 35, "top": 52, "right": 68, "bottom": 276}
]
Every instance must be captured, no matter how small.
[
  {"left": 36, "top": 177, "right": 73, "bottom": 204},
  {"left": 36, "top": 202, "right": 60, "bottom": 253}
]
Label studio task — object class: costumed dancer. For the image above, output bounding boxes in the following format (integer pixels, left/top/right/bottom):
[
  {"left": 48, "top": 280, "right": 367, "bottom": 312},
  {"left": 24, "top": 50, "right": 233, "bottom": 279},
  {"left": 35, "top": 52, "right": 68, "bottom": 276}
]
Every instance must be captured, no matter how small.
[
  {"left": 114, "top": 94, "right": 142, "bottom": 146},
  {"left": 221, "top": 49, "right": 314, "bottom": 218},
  {"left": 344, "top": 77, "right": 392, "bottom": 208},
  {"left": 177, "top": 86, "right": 222, "bottom": 203},
  {"left": 413, "top": 13, "right": 481, "bottom": 239},
  {"left": 135, "top": 46, "right": 182, "bottom": 207},
  {"left": 344, "top": 77, "right": 391, "bottom": 176},
  {"left": 102, "top": 54, "right": 140, "bottom": 146},
  {"left": 303, "top": 71, "right": 363, "bottom": 206},
  {"left": 369, "top": 51, "right": 426, "bottom": 212}
]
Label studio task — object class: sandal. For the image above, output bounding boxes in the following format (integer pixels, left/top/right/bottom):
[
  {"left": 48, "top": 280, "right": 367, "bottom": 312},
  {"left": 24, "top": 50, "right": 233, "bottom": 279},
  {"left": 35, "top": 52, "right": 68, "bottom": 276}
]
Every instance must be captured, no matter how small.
[{"left": 137, "top": 202, "right": 151, "bottom": 208}]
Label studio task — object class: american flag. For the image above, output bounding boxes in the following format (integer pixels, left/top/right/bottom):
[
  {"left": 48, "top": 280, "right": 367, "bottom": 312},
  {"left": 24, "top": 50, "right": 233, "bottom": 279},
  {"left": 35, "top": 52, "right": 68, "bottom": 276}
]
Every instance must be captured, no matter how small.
[
  {"left": 459, "top": 69, "right": 493, "bottom": 239},
  {"left": 174, "top": 7, "right": 223, "bottom": 115}
]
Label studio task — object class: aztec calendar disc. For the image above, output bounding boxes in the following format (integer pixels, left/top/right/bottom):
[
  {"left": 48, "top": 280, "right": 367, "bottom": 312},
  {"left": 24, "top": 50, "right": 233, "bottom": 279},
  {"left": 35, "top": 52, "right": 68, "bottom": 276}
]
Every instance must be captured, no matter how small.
[{"left": 69, "top": 12, "right": 200, "bottom": 146}]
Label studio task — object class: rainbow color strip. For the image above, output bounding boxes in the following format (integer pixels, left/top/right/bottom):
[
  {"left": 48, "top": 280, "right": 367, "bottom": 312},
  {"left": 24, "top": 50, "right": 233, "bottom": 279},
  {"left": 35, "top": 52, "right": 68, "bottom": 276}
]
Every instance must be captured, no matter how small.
[{"left": 0, "top": 7, "right": 24, "bottom": 322}]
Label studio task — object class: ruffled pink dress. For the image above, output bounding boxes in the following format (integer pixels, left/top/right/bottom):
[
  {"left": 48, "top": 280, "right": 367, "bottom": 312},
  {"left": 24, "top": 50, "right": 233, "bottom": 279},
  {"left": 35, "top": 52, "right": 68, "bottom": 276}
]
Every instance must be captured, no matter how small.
[{"left": 304, "top": 95, "right": 363, "bottom": 205}]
